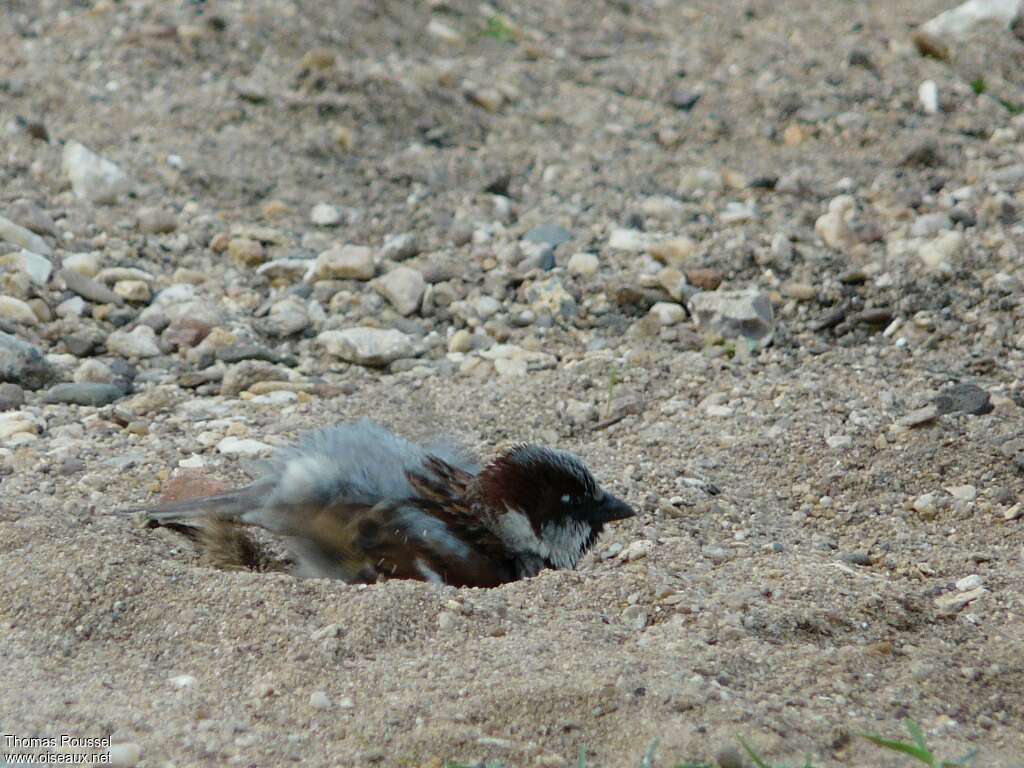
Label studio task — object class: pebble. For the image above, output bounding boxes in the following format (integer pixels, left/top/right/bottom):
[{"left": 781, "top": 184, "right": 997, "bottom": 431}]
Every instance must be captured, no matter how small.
[
  {"left": 934, "top": 383, "right": 992, "bottom": 416},
  {"left": 380, "top": 232, "right": 420, "bottom": 261},
  {"left": 107, "top": 742, "right": 142, "bottom": 768},
  {"left": 523, "top": 224, "right": 572, "bottom": 248},
  {"left": 62, "top": 141, "right": 132, "bottom": 204},
  {"left": 621, "top": 605, "right": 648, "bottom": 630},
  {"left": 221, "top": 361, "right": 289, "bottom": 396},
  {"left": 918, "top": 231, "right": 965, "bottom": 273},
  {"left": 217, "top": 436, "right": 272, "bottom": 457},
  {"left": 648, "top": 302, "right": 685, "bottom": 326},
  {"left": 913, "top": 493, "right": 937, "bottom": 518},
  {"left": 898, "top": 405, "right": 939, "bottom": 428},
  {"left": 60, "top": 268, "right": 123, "bottom": 305},
  {"left": 945, "top": 485, "right": 977, "bottom": 502},
  {"left": 306, "top": 245, "right": 375, "bottom": 282},
  {"left": 319, "top": 328, "right": 414, "bottom": 366},
  {"left": 956, "top": 574, "right": 983, "bottom": 592},
  {"left": 620, "top": 539, "right": 654, "bottom": 562},
  {"left": 0, "top": 331, "right": 56, "bottom": 389},
  {"left": 0, "top": 296, "right": 39, "bottom": 325},
  {"left": 310, "top": 203, "right": 344, "bottom": 226},
  {"left": 43, "top": 382, "right": 124, "bottom": 406},
  {"left": 0, "top": 382, "right": 25, "bottom": 411},
  {"left": 934, "top": 586, "right": 986, "bottom": 615},
  {"left": 106, "top": 326, "right": 162, "bottom": 359},
  {"left": 310, "top": 690, "right": 333, "bottom": 710},
  {"left": 648, "top": 237, "right": 698, "bottom": 266},
  {"left": 448, "top": 329, "right": 473, "bottom": 353},
  {"left": 372, "top": 267, "right": 426, "bottom": 316},
  {"left": 607, "top": 228, "right": 648, "bottom": 252},
  {"left": 922, "top": 0, "right": 1021, "bottom": 38},
  {"left": 137, "top": 206, "right": 178, "bottom": 234},
  {"left": 814, "top": 195, "right": 855, "bottom": 251},
  {"left": 0, "top": 213, "right": 52, "bottom": 256},
  {"left": 114, "top": 280, "right": 151, "bottom": 303},
  {"left": 437, "top": 611, "right": 457, "bottom": 630},
  {"left": 910, "top": 213, "right": 951, "bottom": 238},
  {"left": 567, "top": 252, "right": 599, "bottom": 277},
  {"left": 826, "top": 434, "right": 853, "bottom": 449},
  {"left": 688, "top": 289, "right": 775, "bottom": 349},
  {"left": 919, "top": 80, "right": 940, "bottom": 114},
  {"left": 171, "top": 674, "right": 197, "bottom": 689},
  {"left": 62, "top": 252, "right": 101, "bottom": 277},
  {"left": 0, "top": 248, "right": 53, "bottom": 285},
  {"left": 228, "top": 237, "right": 265, "bottom": 267}
]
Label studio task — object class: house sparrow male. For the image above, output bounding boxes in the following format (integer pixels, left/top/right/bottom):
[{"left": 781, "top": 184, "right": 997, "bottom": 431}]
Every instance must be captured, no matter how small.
[{"left": 126, "top": 419, "right": 635, "bottom": 587}]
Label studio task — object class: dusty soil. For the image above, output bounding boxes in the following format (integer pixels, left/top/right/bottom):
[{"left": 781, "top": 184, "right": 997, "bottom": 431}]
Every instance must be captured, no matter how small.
[{"left": 2, "top": 0, "right": 1024, "bottom": 766}]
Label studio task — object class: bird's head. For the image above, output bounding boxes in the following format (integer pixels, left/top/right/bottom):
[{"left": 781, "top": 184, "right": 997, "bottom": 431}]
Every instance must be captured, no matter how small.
[{"left": 474, "top": 445, "right": 635, "bottom": 570}]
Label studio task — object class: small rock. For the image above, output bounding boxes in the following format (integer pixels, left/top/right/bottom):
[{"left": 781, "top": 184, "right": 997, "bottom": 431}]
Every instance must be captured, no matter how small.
[
  {"left": 946, "top": 485, "right": 977, "bottom": 502},
  {"left": 437, "top": 611, "right": 457, "bottom": 630},
  {"left": 319, "top": 328, "right": 414, "bottom": 366},
  {"left": 567, "top": 252, "right": 599, "bottom": 277},
  {"left": 919, "top": 80, "right": 940, "bottom": 114},
  {"left": 227, "top": 237, "right": 265, "bottom": 266},
  {"left": 0, "top": 213, "right": 52, "bottom": 256},
  {"left": 913, "top": 493, "right": 937, "bottom": 518},
  {"left": 649, "top": 302, "right": 686, "bottom": 326},
  {"left": 221, "top": 361, "right": 289, "bottom": 396},
  {"left": 310, "top": 690, "right": 333, "bottom": 710},
  {"left": 0, "top": 249, "right": 53, "bottom": 285},
  {"left": 956, "top": 574, "right": 983, "bottom": 591},
  {"left": 687, "top": 268, "right": 723, "bottom": 291},
  {"left": 934, "top": 586, "right": 986, "bottom": 615},
  {"left": 0, "top": 331, "right": 56, "bottom": 389},
  {"left": 912, "top": 30, "right": 950, "bottom": 60},
  {"left": 107, "top": 326, "right": 162, "bottom": 359},
  {"left": 448, "top": 329, "right": 472, "bottom": 354},
  {"left": 935, "top": 383, "right": 992, "bottom": 415},
  {"left": 74, "top": 359, "right": 114, "bottom": 384},
  {"left": 381, "top": 232, "right": 420, "bottom": 261},
  {"left": 621, "top": 605, "right": 648, "bottom": 630},
  {"left": 62, "top": 252, "right": 101, "bottom": 277},
  {"left": 62, "top": 141, "right": 132, "bottom": 204},
  {"left": 781, "top": 282, "right": 816, "bottom": 301},
  {"left": 0, "top": 295, "right": 39, "bottom": 325},
  {"left": 919, "top": 231, "right": 965, "bottom": 273},
  {"left": 372, "top": 267, "right": 426, "bottom": 316},
  {"left": 702, "top": 545, "right": 731, "bottom": 564},
  {"left": 171, "top": 674, "right": 197, "bottom": 689},
  {"left": 306, "top": 245, "right": 375, "bottom": 282},
  {"left": 137, "top": 206, "right": 178, "bottom": 234},
  {"left": 815, "top": 195, "right": 856, "bottom": 251},
  {"left": 107, "top": 742, "right": 142, "bottom": 768},
  {"left": 898, "top": 405, "right": 939, "bottom": 427},
  {"left": 826, "top": 434, "right": 853, "bottom": 449},
  {"left": 0, "top": 382, "right": 25, "bottom": 411},
  {"left": 60, "top": 268, "right": 122, "bottom": 305},
  {"left": 310, "top": 203, "right": 344, "bottom": 226},
  {"left": 217, "top": 436, "right": 272, "bottom": 457},
  {"left": 620, "top": 540, "right": 654, "bottom": 562},
  {"left": 43, "top": 382, "right": 124, "bottom": 406},
  {"left": 523, "top": 224, "right": 572, "bottom": 248},
  {"left": 922, "top": 0, "right": 1021, "bottom": 39},
  {"left": 648, "top": 236, "right": 698, "bottom": 266},
  {"left": 265, "top": 296, "right": 310, "bottom": 337},
  {"left": 114, "top": 280, "right": 151, "bottom": 303},
  {"left": 608, "top": 228, "right": 648, "bottom": 252},
  {"left": 910, "top": 213, "right": 952, "bottom": 238},
  {"left": 688, "top": 289, "right": 775, "bottom": 348}
]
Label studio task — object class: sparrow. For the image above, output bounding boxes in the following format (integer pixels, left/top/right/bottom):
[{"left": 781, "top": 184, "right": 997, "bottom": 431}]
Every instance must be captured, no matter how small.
[{"left": 125, "top": 419, "right": 635, "bottom": 587}]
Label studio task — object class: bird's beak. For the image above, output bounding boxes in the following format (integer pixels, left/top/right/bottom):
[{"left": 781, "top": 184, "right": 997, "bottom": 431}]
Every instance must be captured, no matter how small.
[{"left": 592, "top": 493, "right": 636, "bottom": 523}]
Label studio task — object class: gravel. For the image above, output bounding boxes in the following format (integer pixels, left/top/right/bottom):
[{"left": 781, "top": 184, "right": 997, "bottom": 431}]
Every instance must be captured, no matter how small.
[{"left": 2, "top": 0, "right": 1024, "bottom": 765}]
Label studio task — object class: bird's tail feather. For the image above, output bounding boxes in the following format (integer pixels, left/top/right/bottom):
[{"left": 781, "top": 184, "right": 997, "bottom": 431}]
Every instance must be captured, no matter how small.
[{"left": 119, "top": 481, "right": 270, "bottom": 525}]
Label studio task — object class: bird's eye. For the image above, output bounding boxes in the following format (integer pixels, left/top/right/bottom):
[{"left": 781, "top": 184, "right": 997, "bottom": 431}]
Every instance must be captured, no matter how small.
[{"left": 560, "top": 494, "right": 572, "bottom": 504}]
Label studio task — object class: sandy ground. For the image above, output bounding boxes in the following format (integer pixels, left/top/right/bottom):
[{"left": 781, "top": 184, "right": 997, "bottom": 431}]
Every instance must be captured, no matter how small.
[{"left": 2, "top": 0, "right": 1024, "bottom": 766}]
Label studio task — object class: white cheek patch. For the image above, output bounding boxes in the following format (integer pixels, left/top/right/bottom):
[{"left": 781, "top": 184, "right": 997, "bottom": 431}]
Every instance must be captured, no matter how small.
[
  {"left": 496, "top": 508, "right": 548, "bottom": 558},
  {"left": 416, "top": 558, "right": 444, "bottom": 585},
  {"left": 540, "top": 520, "right": 592, "bottom": 569}
]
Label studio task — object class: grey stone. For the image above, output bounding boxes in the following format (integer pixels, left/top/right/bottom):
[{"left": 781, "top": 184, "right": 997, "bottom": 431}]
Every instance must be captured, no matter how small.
[
  {"left": 688, "top": 289, "right": 775, "bottom": 348},
  {"left": 60, "top": 268, "right": 123, "bottom": 305},
  {"left": 0, "top": 331, "right": 57, "bottom": 389},
  {"left": 380, "top": 232, "right": 421, "bottom": 261},
  {"left": 0, "top": 213, "right": 51, "bottom": 256},
  {"left": 62, "top": 141, "right": 133, "bottom": 204},
  {"left": 136, "top": 206, "right": 178, "bottom": 234},
  {"left": 372, "top": 267, "right": 426, "bottom": 316},
  {"left": 43, "top": 382, "right": 125, "bottom": 406},
  {"left": 934, "top": 383, "right": 992, "bottom": 416},
  {"left": 319, "top": 328, "right": 414, "bottom": 366},
  {"left": 523, "top": 223, "right": 572, "bottom": 248},
  {"left": 0, "top": 382, "right": 25, "bottom": 410}
]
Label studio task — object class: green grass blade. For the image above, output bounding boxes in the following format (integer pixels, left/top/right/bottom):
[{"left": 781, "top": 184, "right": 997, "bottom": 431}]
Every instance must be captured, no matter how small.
[
  {"left": 738, "top": 737, "right": 772, "bottom": 768},
  {"left": 578, "top": 746, "right": 586, "bottom": 768},
  {"left": 862, "top": 734, "right": 935, "bottom": 765},
  {"left": 905, "top": 720, "right": 928, "bottom": 751},
  {"left": 942, "top": 749, "right": 978, "bottom": 768}
]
